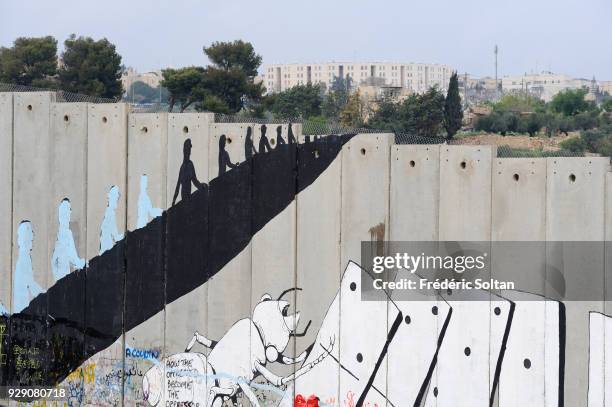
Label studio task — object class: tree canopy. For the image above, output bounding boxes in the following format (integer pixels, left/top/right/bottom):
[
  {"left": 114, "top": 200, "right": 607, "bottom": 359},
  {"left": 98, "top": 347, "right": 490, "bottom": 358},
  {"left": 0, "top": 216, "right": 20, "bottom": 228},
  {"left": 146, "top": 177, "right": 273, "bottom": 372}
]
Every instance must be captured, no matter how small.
[
  {"left": 58, "top": 35, "right": 123, "bottom": 99},
  {"left": 270, "top": 84, "right": 322, "bottom": 119},
  {"left": 549, "top": 88, "right": 596, "bottom": 116},
  {"left": 0, "top": 36, "right": 58, "bottom": 86}
]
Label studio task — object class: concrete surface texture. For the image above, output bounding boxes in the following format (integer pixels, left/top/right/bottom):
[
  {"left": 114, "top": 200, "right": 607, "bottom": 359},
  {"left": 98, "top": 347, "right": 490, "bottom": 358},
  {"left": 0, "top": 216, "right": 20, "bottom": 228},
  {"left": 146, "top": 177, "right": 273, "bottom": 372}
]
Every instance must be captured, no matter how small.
[{"left": 1, "top": 92, "right": 612, "bottom": 407}]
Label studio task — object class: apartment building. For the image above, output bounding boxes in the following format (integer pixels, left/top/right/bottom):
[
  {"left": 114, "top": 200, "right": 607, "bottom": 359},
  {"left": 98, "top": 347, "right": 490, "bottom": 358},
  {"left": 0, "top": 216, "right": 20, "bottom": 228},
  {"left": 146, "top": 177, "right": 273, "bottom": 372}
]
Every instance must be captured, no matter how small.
[
  {"left": 262, "top": 62, "right": 454, "bottom": 94},
  {"left": 501, "top": 71, "right": 589, "bottom": 102}
]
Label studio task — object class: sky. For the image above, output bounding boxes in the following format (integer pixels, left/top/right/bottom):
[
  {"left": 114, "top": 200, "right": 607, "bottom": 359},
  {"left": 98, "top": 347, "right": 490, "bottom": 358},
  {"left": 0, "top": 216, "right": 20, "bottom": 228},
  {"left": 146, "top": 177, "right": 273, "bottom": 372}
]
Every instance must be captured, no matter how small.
[{"left": 1, "top": 0, "right": 611, "bottom": 80}]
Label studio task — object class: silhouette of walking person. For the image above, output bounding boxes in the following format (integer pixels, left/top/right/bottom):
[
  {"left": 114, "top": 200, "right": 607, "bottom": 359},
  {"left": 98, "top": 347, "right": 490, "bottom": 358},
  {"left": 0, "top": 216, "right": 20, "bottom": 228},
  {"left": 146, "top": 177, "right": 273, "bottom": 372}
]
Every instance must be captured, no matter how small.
[
  {"left": 173, "top": 138, "right": 207, "bottom": 205},
  {"left": 276, "top": 125, "right": 286, "bottom": 146},
  {"left": 218, "top": 134, "right": 239, "bottom": 177},
  {"left": 258, "top": 124, "right": 272, "bottom": 153},
  {"left": 52, "top": 199, "right": 86, "bottom": 282},
  {"left": 100, "top": 185, "right": 124, "bottom": 255},
  {"left": 288, "top": 123, "right": 297, "bottom": 144},
  {"left": 244, "top": 126, "right": 257, "bottom": 160},
  {"left": 13, "top": 221, "right": 43, "bottom": 313},
  {"left": 138, "top": 174, "right": 163, "bottom": 228}
]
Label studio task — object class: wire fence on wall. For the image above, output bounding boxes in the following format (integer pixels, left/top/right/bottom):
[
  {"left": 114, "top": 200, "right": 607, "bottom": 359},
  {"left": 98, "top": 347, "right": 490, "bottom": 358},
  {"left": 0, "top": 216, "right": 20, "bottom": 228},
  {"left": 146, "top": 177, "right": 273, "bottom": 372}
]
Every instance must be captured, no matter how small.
[{"left": 0, "top": 82, "right": 587, "bottom": 157}]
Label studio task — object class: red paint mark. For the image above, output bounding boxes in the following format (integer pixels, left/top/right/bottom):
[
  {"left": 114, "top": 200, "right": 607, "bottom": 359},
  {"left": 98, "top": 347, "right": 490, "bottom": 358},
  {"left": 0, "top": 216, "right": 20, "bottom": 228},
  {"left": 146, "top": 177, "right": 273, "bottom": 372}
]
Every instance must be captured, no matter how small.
[
  {"left": 343, "top": 390, "right": 379, "bottom": 407},
  {"left": 295, "top": 394, "right": 319, "bottom": 407}
]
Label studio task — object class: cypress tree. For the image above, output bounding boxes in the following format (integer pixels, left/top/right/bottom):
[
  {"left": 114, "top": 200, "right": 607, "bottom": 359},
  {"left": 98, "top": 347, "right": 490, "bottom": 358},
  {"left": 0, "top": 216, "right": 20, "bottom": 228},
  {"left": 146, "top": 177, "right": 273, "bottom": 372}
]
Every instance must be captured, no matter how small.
[{"left": 444, "top": 72, "right": 463, "bottom": 140}]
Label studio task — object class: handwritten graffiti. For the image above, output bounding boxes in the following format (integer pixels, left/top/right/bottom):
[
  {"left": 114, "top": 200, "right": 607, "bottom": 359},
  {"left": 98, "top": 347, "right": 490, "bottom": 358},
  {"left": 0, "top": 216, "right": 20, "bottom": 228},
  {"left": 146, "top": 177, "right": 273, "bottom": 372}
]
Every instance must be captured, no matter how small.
[{"left": 126, "top": 346, "right": 161, "bottom": 360}]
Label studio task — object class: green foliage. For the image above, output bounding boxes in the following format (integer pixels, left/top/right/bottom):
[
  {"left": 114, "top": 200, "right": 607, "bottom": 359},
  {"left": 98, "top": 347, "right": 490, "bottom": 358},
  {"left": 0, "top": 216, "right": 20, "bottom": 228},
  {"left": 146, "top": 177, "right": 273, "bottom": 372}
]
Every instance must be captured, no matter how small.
[
  {"left": 270, "top": 84, "right": 322, "bottom": 119},
  {"left": 161, "top": 67, "right": 206, "bottom": 112},
  {"left": 603, "top": 98, "right": 612, "bottom": 113},
  {"left": 444, "top": 72, "right": 463, "bottom": 139},
  {"left": 0, "top": 36, "right": 58, "bottom": 86},
  {"left": 58, "top": 35, "right": 123, "bottom": 99},
  {"left": 549, "top": 88, "right": 596, "bottom": 116},
  {"left": 493, "top": 93, "right": 545, "bottom": 113},
  {"left": 366, "top": 86, "right": 445, "bottom": 137},
  {"left": 203, "top": 40, "right": 262, "bottom": 78},
  {"left": 339, "top": 91, "right": 364, "bottom": 127},
  {"left": 559, "top": 125, "right": 612, "bottom": 156},
  {"left": 366, "top": 98, "right": 402, "bottom": 132},
  {"left": 408, "top": 87, "right": 445, "bottom": 137},
  {"left": 322, "top": 75, "right": 352, "bottom": 120}
]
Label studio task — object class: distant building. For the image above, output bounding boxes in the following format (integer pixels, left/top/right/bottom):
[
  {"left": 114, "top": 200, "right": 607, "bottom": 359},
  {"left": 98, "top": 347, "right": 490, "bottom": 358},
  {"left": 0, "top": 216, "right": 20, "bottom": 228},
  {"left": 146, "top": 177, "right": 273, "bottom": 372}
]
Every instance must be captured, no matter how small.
[
  {"left": 122, "top": 68, "right": 163, "bottom": 93},
  {"left": 599, "top": 81, "right": 612, "bottom": 96},
  {"left": 501, "top": 71, "right": 589, "bottom": 102},
  {"left": 262, "top": 61, "right": 454, "bottom": 95}
]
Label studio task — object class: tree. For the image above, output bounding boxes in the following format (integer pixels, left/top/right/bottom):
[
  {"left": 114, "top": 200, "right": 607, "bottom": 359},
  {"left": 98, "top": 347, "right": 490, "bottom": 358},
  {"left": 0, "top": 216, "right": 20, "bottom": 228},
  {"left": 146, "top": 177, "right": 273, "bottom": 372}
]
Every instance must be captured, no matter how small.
[
  {"left": 549, "top": 88, "right": 595, "bottom": 116},
  {"left": 203, "top": 40, "right": 261, "bottom": 77},
  {"left": 322, "top": 75, "right": 352, "bottom": 120},
  {"left": 58, "top": 35, "right": 123, "bottom": 99},
  {"left": 366, "top": 98, "right": 402, "bottom": 131},
  {"left": 0, "top": 36, "right": 58, "bottom": 86},
  {"left": 270, "top": 84, "right": 322, "bottom": 119},
  {"left": 410, "top": 87, "right": 445, "bottom": 137},
  {"left": 202, "top": 40, "right": 264, "bottom": 113},
  {"left": 161, "top": 67, "right": 206, "bottom": 112},
  {"left": 339, "top": 91, "right": 365, "bottom": 127},
  {"left": 444, "top": 72, "right": 463, "bottom": 139},
  {"left": 494, "top": 93, "right": 545, "bottom": 113}
]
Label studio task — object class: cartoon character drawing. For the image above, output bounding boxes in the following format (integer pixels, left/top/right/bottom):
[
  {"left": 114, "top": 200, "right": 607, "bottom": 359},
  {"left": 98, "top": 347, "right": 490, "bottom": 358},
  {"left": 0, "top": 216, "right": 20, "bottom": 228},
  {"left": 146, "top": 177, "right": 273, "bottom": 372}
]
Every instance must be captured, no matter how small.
[
  {"left": 137, "top": 175, "right": 162, "bottom": 228},
  {"left": 13, "top": 221, "right": 44, "bottom": 313},
  {"left": 99, "top": 185, "right": 124, "bottom": 255},
  {"left": 51, "top": 198, "right": 86, "bottom": 281},
  {"left": 143, "top": 288, "right": 332, "bottom": 407}
]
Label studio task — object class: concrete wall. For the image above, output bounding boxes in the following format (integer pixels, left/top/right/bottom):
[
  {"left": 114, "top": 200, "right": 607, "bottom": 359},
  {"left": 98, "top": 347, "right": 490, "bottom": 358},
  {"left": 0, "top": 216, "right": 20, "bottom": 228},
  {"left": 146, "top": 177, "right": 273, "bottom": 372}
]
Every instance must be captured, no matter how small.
[{"left": 2, "top": 93, "right": 612, "bottom": 407}]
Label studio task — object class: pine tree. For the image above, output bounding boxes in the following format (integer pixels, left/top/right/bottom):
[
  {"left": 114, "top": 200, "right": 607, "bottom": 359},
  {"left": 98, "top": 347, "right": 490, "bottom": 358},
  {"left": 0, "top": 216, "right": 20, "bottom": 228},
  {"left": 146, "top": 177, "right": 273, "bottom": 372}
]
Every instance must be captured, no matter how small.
[{"left": 444, "top": 72, "right": 463, "bottom": 140}]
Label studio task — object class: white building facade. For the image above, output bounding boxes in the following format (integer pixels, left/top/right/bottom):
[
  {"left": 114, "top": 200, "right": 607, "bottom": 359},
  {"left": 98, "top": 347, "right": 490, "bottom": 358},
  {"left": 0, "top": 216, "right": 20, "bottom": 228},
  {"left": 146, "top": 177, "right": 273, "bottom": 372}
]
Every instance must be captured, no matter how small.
[
  {"left": 262, "top": 62, "right": 454, "bottom": 94},
  {"left": 501, "top": 72, "right": 591, "bottom": 102}
]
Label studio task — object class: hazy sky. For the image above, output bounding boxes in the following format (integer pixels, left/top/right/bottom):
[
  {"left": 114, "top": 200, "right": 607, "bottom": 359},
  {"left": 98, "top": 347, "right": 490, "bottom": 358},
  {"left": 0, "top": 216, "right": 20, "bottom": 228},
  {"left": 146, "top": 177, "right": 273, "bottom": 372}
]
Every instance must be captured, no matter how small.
[{"left": 1, "top": 0, "right": 610, "bottom": 79}]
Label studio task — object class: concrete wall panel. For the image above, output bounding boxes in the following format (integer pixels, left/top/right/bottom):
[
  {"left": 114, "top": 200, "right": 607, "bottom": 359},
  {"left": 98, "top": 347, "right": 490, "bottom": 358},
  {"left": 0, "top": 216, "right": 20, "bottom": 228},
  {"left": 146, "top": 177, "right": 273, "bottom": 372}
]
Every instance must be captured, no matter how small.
[
  {"left": 295, "top": 139, "right": 343, "bottom": 405},
  {"left": 0, "top": 93, "right": 12, "bottom": 316},
  {"left": 439, "top": 145, "right": 495, "bottom": 241},
  {"left": 84, "top": 103, "right": 127, "bottom": 405},
  {"left": 546, "top": 157, "right": 609, "bottom": 406},
  {"left": 124, "top": 113, "right": 168, "bottom": 405}
]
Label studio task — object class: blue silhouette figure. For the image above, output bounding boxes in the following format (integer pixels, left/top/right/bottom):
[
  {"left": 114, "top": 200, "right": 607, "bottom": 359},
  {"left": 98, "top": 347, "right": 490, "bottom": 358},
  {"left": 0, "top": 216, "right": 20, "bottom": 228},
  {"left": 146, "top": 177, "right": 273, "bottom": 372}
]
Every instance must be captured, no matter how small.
[
  {"left": 13, "top": 221, "right": 43, "bottom": 313},
  {"left": 218, "top": 135, "right": 239, "bottom": 177},
  {"left": 100, "top": 185, "right": 124, "bottom": 255},
  {"left": 51, "top": 199, "right": 85, "bottom": 282},
  {"left": 137, "top": 175, "right": 163, "bottom": 228}
]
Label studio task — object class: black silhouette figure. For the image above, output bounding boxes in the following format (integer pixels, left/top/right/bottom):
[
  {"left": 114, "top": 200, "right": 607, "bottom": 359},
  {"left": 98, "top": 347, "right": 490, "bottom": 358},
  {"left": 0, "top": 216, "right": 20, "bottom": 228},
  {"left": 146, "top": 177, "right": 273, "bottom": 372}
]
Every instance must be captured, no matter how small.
[
  {"left": 244, "top": 126, "right": 257, "bottom": 160},
  {"left": 258, "top": 124, "right": 272, "bottom": 153},
  {"left": 288, "top": 123, "right": 297, "bottom": 144},
  {"left": 276, "top": 125, "right": 286, "bottom": 146},
  {"left": 218, "top": 134, "right": 239, "bottom": 177},
  {"left": 173, "top": 139, "right": 206, "bottom": 205}
]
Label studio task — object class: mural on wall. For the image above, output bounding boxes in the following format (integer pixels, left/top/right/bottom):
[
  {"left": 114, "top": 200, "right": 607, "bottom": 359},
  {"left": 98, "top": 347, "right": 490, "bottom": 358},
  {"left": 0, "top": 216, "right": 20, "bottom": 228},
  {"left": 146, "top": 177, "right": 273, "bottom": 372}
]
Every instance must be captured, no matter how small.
[
  {"left": 99, "top": 185, "right": 124, "bottom": 255},
  {"left": 137, "top": 175, "right": 163, "bottom": 229},
  {"left": 143, "top": 289, "right": 330, "bottom": 407},
  {"left": 51, "top": 198, "right": 86, "bottom": 282},
  {"left": 1, "top": 125, "right": 353, "bottom": 397},
  {"left": 12, "top": 220, "right": 43, "bottom": 313},
  {"left": 2, "top": 110, "right": 611, "bottom": 407},
  {"left": 172, "top": 138, "right": 207, "bottom": 205}
]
